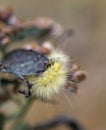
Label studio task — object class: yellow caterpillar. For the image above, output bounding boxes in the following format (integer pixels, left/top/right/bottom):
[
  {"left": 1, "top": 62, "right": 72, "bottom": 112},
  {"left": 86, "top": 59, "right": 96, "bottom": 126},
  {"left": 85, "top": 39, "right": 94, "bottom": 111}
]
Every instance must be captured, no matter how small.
[{"left": 26, "top": 50, "right": 70, "bottom": 100}]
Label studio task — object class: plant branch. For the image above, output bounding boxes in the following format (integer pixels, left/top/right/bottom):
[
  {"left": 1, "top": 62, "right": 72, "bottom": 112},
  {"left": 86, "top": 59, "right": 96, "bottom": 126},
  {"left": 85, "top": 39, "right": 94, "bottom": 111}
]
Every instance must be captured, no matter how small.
[{"left": 30, "top": 115, "right": 85, "bottom": 130}]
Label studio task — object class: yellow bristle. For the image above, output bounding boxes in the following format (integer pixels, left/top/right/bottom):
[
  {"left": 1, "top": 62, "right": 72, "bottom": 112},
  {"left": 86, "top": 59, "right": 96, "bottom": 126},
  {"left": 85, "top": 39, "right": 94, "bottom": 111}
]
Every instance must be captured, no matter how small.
[
  {"left": 27, "top": 50, "right": 70, "bottom": 100},
  {"left": 50, "top": 50, "right": 70, "bottom": 65}
]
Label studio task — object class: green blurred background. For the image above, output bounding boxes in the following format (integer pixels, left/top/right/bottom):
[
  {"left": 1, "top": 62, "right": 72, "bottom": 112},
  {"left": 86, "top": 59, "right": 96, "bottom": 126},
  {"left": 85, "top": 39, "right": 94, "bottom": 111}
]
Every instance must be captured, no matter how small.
[{"left": 0, "top": 0, "right": 106, "bottom": 130}]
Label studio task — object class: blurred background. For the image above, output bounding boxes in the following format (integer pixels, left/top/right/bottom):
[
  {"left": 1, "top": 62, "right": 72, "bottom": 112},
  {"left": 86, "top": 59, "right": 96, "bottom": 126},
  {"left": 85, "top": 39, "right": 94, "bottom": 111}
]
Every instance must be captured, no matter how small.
[{"left": 0, "top": 0, "right": 106, "bottom": 130}]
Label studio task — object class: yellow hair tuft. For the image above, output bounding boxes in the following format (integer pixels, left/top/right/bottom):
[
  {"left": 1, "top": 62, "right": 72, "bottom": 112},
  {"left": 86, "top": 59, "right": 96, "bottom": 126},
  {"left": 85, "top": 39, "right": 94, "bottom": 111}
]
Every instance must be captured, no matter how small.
[{"left": 27, "top": 50, "right": 70, "bottom": 100}]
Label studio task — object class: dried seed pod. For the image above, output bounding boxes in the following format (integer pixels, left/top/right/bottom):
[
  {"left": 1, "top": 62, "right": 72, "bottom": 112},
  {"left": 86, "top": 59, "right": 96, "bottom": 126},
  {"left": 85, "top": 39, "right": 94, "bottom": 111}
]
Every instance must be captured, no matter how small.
[{"left": 71, "top": 70, "right": 87, "bottom": 83}]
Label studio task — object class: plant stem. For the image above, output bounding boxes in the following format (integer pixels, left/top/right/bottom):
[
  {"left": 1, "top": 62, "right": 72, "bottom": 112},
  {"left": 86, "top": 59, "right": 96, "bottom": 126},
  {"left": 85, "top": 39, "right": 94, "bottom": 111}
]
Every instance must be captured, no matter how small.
[{"left": 12, "top": 97, "right": 34, "bottom": 130}]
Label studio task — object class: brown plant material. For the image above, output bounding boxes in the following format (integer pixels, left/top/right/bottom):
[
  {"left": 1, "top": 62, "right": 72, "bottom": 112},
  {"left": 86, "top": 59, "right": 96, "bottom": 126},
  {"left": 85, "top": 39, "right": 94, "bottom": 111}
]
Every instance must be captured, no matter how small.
[
  {"left": 0, "top": 6, "right": 13, "bottom": 22},
  {"left": 66, "top": 63, "right": 87, "bottom": 93},
  {"left": 71, "top": 70, "right": 87, "bottom": 83},
  {"left": 0, "top": 7, "right": 62, "bottom": 46},
  {"left": 0, "top": 86, "right": 9, "bottom": 102},
  {"left": 34, "top": 17, "right": 54, "bottom": 29},
  {"left": 24, "top": 41, "right": 54, "bottom": 54}
]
